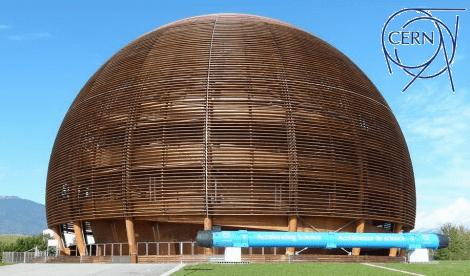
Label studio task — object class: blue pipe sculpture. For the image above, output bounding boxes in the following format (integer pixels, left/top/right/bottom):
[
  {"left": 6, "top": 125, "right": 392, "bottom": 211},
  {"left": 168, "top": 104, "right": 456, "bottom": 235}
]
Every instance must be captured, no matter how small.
[{"left": 196, "top": 229, "right": 449, "bottom": 250}]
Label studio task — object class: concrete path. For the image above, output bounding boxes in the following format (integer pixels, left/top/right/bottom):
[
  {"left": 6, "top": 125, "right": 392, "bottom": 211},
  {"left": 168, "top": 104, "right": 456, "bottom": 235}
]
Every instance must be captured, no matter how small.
[{"left": 0, "top": 263, "right": 180, "bottom": 276}]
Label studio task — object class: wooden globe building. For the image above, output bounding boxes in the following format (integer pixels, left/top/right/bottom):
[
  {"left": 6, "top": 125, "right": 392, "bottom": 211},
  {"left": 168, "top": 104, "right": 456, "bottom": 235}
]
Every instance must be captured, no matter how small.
[{"left": 45, "top": 14, "right": 416, "bottom": 261}]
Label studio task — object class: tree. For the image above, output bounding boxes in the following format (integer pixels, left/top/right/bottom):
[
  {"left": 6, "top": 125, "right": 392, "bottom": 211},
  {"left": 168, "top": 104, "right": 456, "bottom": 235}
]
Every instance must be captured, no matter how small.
[{"left": 435, "top": 223, "right": 470, "bottom": 260}]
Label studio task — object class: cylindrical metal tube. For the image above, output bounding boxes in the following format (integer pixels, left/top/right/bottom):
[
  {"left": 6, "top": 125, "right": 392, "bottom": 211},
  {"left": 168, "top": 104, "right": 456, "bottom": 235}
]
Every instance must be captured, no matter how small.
[{"left": 197, "top": 230, "right": 449, "bottom": 250}]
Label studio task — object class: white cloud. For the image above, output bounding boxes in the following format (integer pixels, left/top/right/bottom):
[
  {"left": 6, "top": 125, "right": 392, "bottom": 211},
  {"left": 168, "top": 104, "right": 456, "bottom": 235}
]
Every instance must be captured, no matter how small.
[
  {"left": 398, "top": 84, "right": 470, "bottom": 165},
  {"left": 9, "top": 32, "right": 51, "bottom": 41},
  {"left": 0, "top": 25, "right": 10, "bottom": 30},
  {"left": 415, "top": 197, "right": 470, "bottom": 230},
  {"left": 395, "top": 82, "right": 470, "bottom": 231},
  {"left": 400, "top": 88, "right": 470, "bottom": 156}
]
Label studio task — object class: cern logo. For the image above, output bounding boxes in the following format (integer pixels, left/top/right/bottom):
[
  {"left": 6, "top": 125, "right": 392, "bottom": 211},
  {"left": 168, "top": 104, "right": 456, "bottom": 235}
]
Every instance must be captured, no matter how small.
[{"left": 381, "top": 8, "right": 466, "bottom": 92}]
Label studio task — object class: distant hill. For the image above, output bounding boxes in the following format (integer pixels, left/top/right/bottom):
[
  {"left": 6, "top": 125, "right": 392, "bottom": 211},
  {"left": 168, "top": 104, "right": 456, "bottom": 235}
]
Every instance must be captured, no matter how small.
[{"left": 0, "top": 196, "right": 47, "bottom": 235}]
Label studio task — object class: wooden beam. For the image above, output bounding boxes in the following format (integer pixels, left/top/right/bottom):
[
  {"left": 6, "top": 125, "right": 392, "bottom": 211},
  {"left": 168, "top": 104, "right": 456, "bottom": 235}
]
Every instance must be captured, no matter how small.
[
  {"left": 135, "top": 215, "right": 393, "bottom": 233},
  {"left": 126, "top": 217, "right": 137, "bottom": 263},
  {"left": 286, "top": 215, "right": 298, "bottom": 255},
  {"left": 389, "top": 223, "right": 403, "bottom": 256},
  {"left": 351, "top": 219, "right": 365, "bottom": 256},
  {"left": 52, "top": 225, "right": 65, "bottom": 255},
  {"left": 73, "top": 220, "right": 86, "bottom": 256},
  {"left": 398, "top": 226, "right": 410, "bottom": 257},
  {"left": 204, "top": 216, "right": 212, "bottom": 255}
]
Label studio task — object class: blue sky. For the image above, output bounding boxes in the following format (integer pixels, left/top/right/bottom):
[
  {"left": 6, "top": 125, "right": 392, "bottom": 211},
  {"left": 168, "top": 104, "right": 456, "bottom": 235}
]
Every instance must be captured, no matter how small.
[{"left": 0, "top": 1, "right": 468, "bottom": 231}]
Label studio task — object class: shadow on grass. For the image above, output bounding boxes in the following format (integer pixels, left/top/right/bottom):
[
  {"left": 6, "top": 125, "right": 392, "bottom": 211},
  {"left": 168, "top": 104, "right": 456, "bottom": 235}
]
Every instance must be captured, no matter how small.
[{"left": 180, "top": 267, "right": 214, "bottom": 275}]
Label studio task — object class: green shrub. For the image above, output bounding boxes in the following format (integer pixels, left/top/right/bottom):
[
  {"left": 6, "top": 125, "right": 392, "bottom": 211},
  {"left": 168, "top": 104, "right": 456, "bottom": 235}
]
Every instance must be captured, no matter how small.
[
  {"left": 0, "top": 234, "right": 50, "bottom": 262},
  {"left": 435, "top": 223, "right": 470, "bottom": 260}
]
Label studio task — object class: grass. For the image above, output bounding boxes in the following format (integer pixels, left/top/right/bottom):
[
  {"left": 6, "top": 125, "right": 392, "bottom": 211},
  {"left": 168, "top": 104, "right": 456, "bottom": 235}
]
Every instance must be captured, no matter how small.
[
  {"left": 0, "top": 263, "right": 13, "bottom": 266},
  {"left": 0, "top": 235, "right": 27, "bottom": 244},
  {"left": 172, "top": 261, "right": 470, "bottom": 276},
  {"left": 384, "top": 260, "right": 470, "bottom": 276},
  {"left": 173, "top": 263, "right": 406, "bottom": 276}
]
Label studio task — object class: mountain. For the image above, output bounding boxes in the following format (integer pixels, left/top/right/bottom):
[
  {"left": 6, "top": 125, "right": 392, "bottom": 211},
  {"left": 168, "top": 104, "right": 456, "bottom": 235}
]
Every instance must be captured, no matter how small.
[{"left": 0, "top": 196, "right": 47, "bottom": 235}]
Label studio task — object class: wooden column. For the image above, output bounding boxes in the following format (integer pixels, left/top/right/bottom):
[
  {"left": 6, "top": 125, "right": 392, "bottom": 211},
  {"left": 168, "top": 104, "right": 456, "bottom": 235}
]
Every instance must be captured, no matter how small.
[
  {"left": 351, "top": 219, "right": 365, "bottom": 256},
  {"left": 52, "top": 225, "right": 65, "bottom": 255},
  {"left": 73, "top": 220, "right": 86, "bottom": 256},
  {"left": 204, "top": 216, "right": 213, "bottom": 255},
  {"left": 286, "top": 215, "right": 298, "bottom": 255},
  {"left": 126, "top": 217, "right": 137, "bottom": 263},
  {"left": 398, "top": 226, "right": 410, "bottom": 257},
  {"left": 389, "top": 222, "right": 403, "bottom": 256}
]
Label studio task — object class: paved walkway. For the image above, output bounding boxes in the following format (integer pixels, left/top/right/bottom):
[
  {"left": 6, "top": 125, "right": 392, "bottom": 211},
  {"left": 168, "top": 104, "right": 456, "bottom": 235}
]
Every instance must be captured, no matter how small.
[{"left": 0, "top": 263, "right": 180, "bottom": 276}]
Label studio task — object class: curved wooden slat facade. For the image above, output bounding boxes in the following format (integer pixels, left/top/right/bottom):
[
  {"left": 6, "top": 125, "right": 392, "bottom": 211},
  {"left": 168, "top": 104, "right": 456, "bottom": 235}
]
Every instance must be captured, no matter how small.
[{"left": 46, "top": 14, "right": 415, "bottom": 245}]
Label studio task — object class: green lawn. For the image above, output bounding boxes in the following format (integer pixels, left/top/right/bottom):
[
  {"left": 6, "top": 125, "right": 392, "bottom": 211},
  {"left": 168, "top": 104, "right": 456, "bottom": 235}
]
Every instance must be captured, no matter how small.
[
  {"left": 0, "top": 235, "right": 27, "bottom": 244},
  {"left": 384, "top": 260, "right": 470, "bottom": 276},
  {"left": 173, "top": 261, "right": 470, "bottom": 276},
  {"left": 0, "top": 263, "right": 13, "bottom": 266}
]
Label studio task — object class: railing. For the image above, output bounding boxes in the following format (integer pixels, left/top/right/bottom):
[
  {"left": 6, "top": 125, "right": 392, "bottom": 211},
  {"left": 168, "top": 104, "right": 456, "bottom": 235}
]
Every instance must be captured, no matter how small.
[
  {"left": 88, "top": 243, "right": 130, "bottom": 256},
  {"left": 2, "top": 251, "right": 47, "bottom": 264},
  {"left": 135, "top": 242, "right": 278, "bottom": 256},
  {"left": 2, "top": 242, "right": 283, "bottom": 260},
  {"left": 74, "top": 242, "right": 279, "bottom": 256},
  {"left": 3, "top": 248, "right": 407, "bottom": 264}
]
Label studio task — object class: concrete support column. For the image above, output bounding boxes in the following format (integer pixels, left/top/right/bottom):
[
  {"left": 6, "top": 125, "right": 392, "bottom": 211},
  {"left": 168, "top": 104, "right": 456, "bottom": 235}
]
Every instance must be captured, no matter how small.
[
  {"left": 204, "top": 216, "right": 213, "bottom": 255},
  {"left": 125, "top": 217, "right": 137, "bottom": 263},
  {"left": 389, "top": 222, "right": 403, "bottom": 257},
  {"left": 52, "top": 225, "right": 65, "bottom": 255},
  {"left": 351, "top": 219, "right": 365, "bottom": 256},
  {"left": 73, "top": 220, "right": 86, "bottom": 256},
  {"left": 286, "top": 215, "right": 298, "bottom": 255},
  {"left": 398, "top": 226, "right": 410, "bottom": 257}
]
